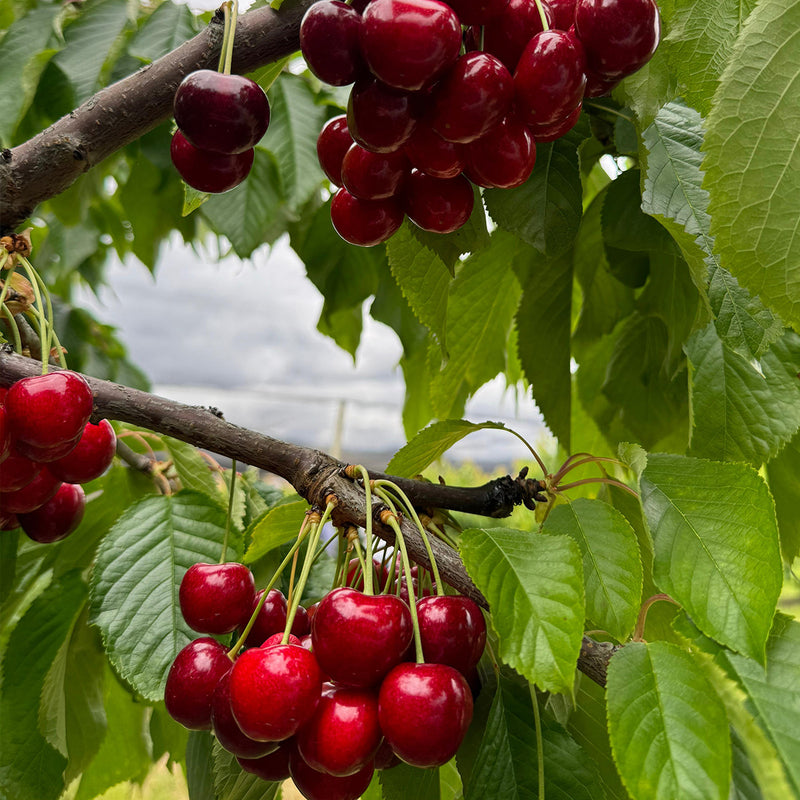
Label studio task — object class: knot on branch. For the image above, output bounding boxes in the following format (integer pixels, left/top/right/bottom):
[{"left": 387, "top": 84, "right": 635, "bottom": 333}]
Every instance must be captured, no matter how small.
[{"left": 515, "top": 466, "right": 548, "bottom": 511}]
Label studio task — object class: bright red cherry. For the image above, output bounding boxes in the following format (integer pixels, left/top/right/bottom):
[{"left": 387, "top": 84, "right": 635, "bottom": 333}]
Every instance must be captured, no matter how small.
[
  {"left": 173, "top": 70, "right": 270, "bottom": 154},
  {"left": 13, "top": 433, "right": 82, "bottom": 463},
  {"left": 465, "top": 115, "right": 536, "bottom": 188},
  {"left": 229, "top": 644, "right": 322, "bottom": 741},
  {"left": 18, "top": 483, "right": 85, "bottom": 543},
  {"left": 574, "top": 0, "right": 660, "bottom": 78},
  {"left": 237, "top": 740, "right": 293, "bottom": 781},
  {"left": 548, "top": 0, "right": 576, "bottom": 28},
  {"left": 47, "top": 419, "right": 116, "bottom": 483},
  {"left": 2, "top": 468, "right": 61, "bottom": 514},
  {"left": 311, "top": 587, "right": 413, "bottom": 687},
  {"left": 317, "top": 116, "right": 354, "bottom": 185},
  {"left": 347, "top": 78, "right": 418, "bottom": 153},
  {"left": 330, "top": 188, "right": 404, "bottom": 247},
  {"left": 289, "top": 750, "right": 374, "bottom": 800},
  {"left": 180, "top": 562, "right": 256, "bottom": 635},
  {"left": 404, "top": 122, "right": 465, "bottom": 179},
  {"left": 528, "top": 103, "right": 582, "bottom": 141},
  {"left": 378, "top": 662, "right": 473, "bottom": 767},
  {"left": 297, "top": 685, "right": 381, "bottom": 776},
  {"left": 360, "top": 0, "right": 462, "bottom": 91},
  {"left": 170, "top": 131, "right": 253, "bottom": 194},
  {"left": 0, "top": 447, "right": 40, "bottom": 493},
  {"left": 416, "top": 595, "right": 487, "bottom": 674},
  {"left": 477, "top": 0, "right": 553, "bottom": 72},
  {"left": 431, "top": 52, "right": 514, "bottom": 144},
  {"left": 514, "top": 29, "right": 587, "bottom": 127},
  {"left": 341, "top": 144, "right": 408, "bottom": 200},
  {"left": 404, "top": 170, "right": 474, "bottom": 234},
  {"left": 300, "top": 1, "right": 365, "bottom": 86},
  {"left": 5, "top": 371, "right": 93, "bottom": 450},
  {"left": 261, "top": 632, "right": 302, "bottom": 648},
  {"left": 445, "top": 0, "right": 508, "bottom": 25},
  {"left": 211, "top": 670, "right": 277, "bottom": 758},
  {"left": 164, "top": 638, "right": 232, "bottom": 730}
]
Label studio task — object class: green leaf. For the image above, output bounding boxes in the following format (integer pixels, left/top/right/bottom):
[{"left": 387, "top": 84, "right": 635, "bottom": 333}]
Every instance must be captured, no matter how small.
[
  {"left": 164, "top": 436, "right": 221, "bottom": 500},
  {"left": 380, "top": 762, "right": 441, "bottom": 800},
  {"left": 439, "top": 759, "right": 462, "bottom": 800},
  {"left": 0, "top": 571, "right": 85, "bottom": 800},
  {"left": 703, "top": 0, "right": 800, "bottom": 329},
  {"left": 39, "top": 604, "right": 106, "bottom": 782},
  {"left": 0, "top": 5, "right": 60, "bottom": 144},
  {"left": 460, "top": 528, "right": 584, "bottom": 694},
  {"left": 613, "top": 46, "right": 677, "bottom": 129},
  {"left": 388, "top": 419, "right": 509, "bottom": 477},
  {"left": 51, "top": 0, "right": 131, "bottom": 104},
  {"left": 0, "top": 531, "right": 18, "bottom": 606},
  {"left": 484, "top": 137, "right": 583, "bottom": 257},
  {"left": 607, "top": 641, "right": 731, "bottom": 800},
  {"left": 726, "top": 615, "right": 800, "bottom": 796},
  {"left": 203, "top": 149, "right": 289, "bottom": 256},
  {"left": 387, "top": 221, "right": 452, "bottom": 354},
  {"left": 542, "top": 499, "right": 642, "bottom": 641},
  {"left": 766, "top": 431, "right": 800, "bottom": 561},
  {"left": 149, "top": 703, "right": 188, "bottom": 769},
  {"left": 212, "top": 742, "right": 281, "bottom": 800},
  {"left": 664, "top": 0, "right": 758, "bottom": 116},
  {"left": 516, "top": 244, "right": 572, "bottom": 446},
  {"left": 261, "top": 73, "right": 326, "bottom": 210},
  {"left": 74, "top": 666, "right": 152, "bottom": 800},
  {"left": 183, "top": 185, "right": 210, "bottom": 216},
  {"left": 244, "top": 499, "right": 308, "bottom": 564},
  {"left": 90, "top": 492, "right": 232, "bottom": 701},
  {"left": 186, "top": 731, "right": 215, "bottom": 800},
  {"left": 247, "top": 56, "right": 290, "bottom": 91},
  {"left": 686, "top": 326, "right": 800, "bottom": 465},
  {"left": 429, "top": 231, "right": 523, "bottom": 419},
  {"left": 128, "top": 0, "right": 196, "bottom": 62},
  {"left": 640, "top": 454, "right": 783, "bottom": 661}
]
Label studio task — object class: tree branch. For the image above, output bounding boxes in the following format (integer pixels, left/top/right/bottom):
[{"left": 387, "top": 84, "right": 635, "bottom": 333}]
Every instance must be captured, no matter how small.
[
  {"left": 0, "top": 350, "right": 617, "bottom": 685},
  {"left": 0, "top": 0, "right": 314, "bottom": 232}
]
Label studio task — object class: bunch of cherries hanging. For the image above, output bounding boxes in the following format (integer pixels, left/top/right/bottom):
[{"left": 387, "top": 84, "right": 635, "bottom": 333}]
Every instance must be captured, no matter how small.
[{"left": 304, "top": 0, "right": 660, "bottom": 245}]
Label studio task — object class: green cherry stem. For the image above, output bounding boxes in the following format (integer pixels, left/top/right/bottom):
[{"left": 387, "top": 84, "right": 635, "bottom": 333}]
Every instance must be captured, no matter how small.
[
  {"left": 0, "top": 262, "right": 15, "bottom": 307},
  {"left": 0, "top": 306, "right": 22, "bottom": 353},
  {"left": 532, "top": 0, "right": 550, "bottom": 31},
  {"left": 219, "top": 459, "right": 238, "bottom": 564},
  {"left": 17, "top": 258, "right": 49, "bottom": 374},
  {"left": 354, "top": 465, "right": 375, "bottom": 594},
  {"left": 350, "top": 534, "right": 370, "bottom": 590}
]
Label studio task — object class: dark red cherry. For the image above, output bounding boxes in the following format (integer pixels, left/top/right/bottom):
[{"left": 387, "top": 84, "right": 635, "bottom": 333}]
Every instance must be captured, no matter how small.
[
  {"left": 528, "top": 103, "right": 582, "bottom": 141},
  {"left": 237, "top": 740, "right": 293, "bottom": 781},
  {"left": 297, "top": 684, "right": 381, "bottom": 776},
  {"left": 0, "top": 511, "right": 19, "bottom": 531},
  {"left": 0, "top": 447, "right": 40, "bottom": 493},
  {"left": 548, "top": 0, "right": 576, "bottom": 28},
  {"left": 289, "top": 750, "right": 374, "bottom": 800},
  {"left": 330, "top": 188, "right": 404, "bottom": 247},
  {"left": 2, "top": 468, "right": 61, "bottom": 514},
  {"left": 341, "top": 144, "right": 407, "bottom": 200},
  {"left": 347, "top": 78, "right": 417, "bottom": 153},
  {"left": 465, "top": 115, "right": 536, "bottom": 188},
  {"left": 445, "top": 0, "right": 508, "bottom": 25},
  {"left": 170, "top": 131, "right": 253, "bottom": 194},
  {"left": 373, "top": 738, "right": 401, "bottom": 770},
  {"left": 0, "top": 406, "right": 11, "bottom": 464},
  {"left": 431, "top": 52, "right": 514, "bottom": 144},
  {"left": 317, "top": 116, "right": 354, "bottom": 185},
  {"left": 13, "top": 432, "right": 82, "bottom": 463},
  {"left": 514, "top": 29, "right": 587, "bottom": 127},
  {"left": 378, "top": 662, "right": 473, "bottom": 767},
  {"left": 173, "top": 70, "right": 270, "bottom": 154},
  {"left": 311, "top": 587, "right": 413, "bottom": 687},
  {"left": 360, "top": 0, "right": 462, "bottom": 91},
  {"left": 211, "top": 670, "right": 277, "bottom": 758},
  {"left": 243, "top": 588, "right": 288, "bottom": 647},
  {"left": 574, "top": 0, "right": 660, "bottom": 78},
  {"left": 404, "top": 122, "right": 465, "bottom": 178},
  {"left": 404, "top": 170, "right": 474, "bottom": 234},
  {"left": 477, "top": 0, "right": 553, "bottom": 72},
  {"left": 164, "top": 638, "right": 232, "bottom": 730},
  {"left": 5, "top": 371, "right": 93, "bottom": 450},
  {"left": 584, "top": 67, "right": 621, "bottom": 97},
  {"left": 416, "top": 595, "right": 487, "bottom": 674},
  {"left": 301, "top": 1, "right": 365, "bottom": 86},
  {"left": 180, "top": 562, "right": 256, "bottom": 635},
  {"left": 48, "top": 419, "right": 116, "bottom": 483},
  {"left": 18, "top": 483, "right": 85, "bottom": 543},
  {"left": 229, "top": 644, "right": 322, "bottom": 741}
]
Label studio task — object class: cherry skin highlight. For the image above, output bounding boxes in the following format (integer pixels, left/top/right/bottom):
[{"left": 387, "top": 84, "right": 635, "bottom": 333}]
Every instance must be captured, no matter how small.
[
  {"left": 170, "top": 131, "right": 253, "bottom": 194},
  {"left": 300, "top": 1, "right": 365, "bottom": 86},
  {"left": 347, "top": 78, "right": 417, "bottom": 154},
  {"left": 416, "top": 595, "right": 487, "bottom": 674},
  {"left": 180, "top": 562, "right": 256, "bottom": 635},
  {"left": 48, "top": 419, "right": 116, "bottom": 483},
  {"left": 317, "top": 116, "right": 354, "bottom": 185},
  {"left": 404, "top": 122, "right": 465, "bottom": 179}
]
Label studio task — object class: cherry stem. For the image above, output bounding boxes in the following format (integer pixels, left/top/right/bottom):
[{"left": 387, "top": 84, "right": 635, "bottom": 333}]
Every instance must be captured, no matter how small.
[
  {"left": 426, "top": 520, "right": 459, "bottom": 550},
  {"left": 0, "top": 306, "right": 22, "bottom": 353},
  {"left": 218, "top": 0, "right": 238, "bottom": 76},
  {"left": 283, "top": 501, "right": 333, "bottom": 643},
  {"left": 532, "top": 0, "right": 550, "bottom": 31},
  {"left": 285, "top": 548, "right": 300, "bottom": 610},
  {"left": 384, "top": 512, "right": 424, "bottom": 663},
  {"left": 373, "top": 479, "right": 444, "bottom": 596},
  {"left": 350, "top": 535, "right": 369, "bottom": 590},
  {"left": 17, "top": 258, "right": 50, "bottom": 374},
  {"left": 557, "top": 476, "right": 638, "bottom": 498},
  {"left": 355, "top": 465, "right": 375, "bottom": 594},
  {"left": 0, "top": 262, "right": 15, "bottom": 308},
  {"left": 228, "top": 513, "right": 312, "bottom": 659},
  {"left": 633, "top": 594, "right": 680, "bottom": 642},
  {"left": 530, "top": 686, "right": 545, "bottom": 800},
  {"left": 553, "top": 455, "right": 627, "bottom": 485},
  {"left": 219, "top": 458, "right": 237, "bottom": 564}
]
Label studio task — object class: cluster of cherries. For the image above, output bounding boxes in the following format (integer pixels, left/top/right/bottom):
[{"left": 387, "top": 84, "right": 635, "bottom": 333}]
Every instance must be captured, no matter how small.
[
  {"left": 166, "top": 557, "right": 486, "bottom": 800},
  {"left": 0, "top": 371, "right": 116, "bottom": 542},
  {"left": 170, "top": 70, "right": 271, "bottom": 194},
  {"left": 304, "top": 0, "right": 660, "bottom": 245}
]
